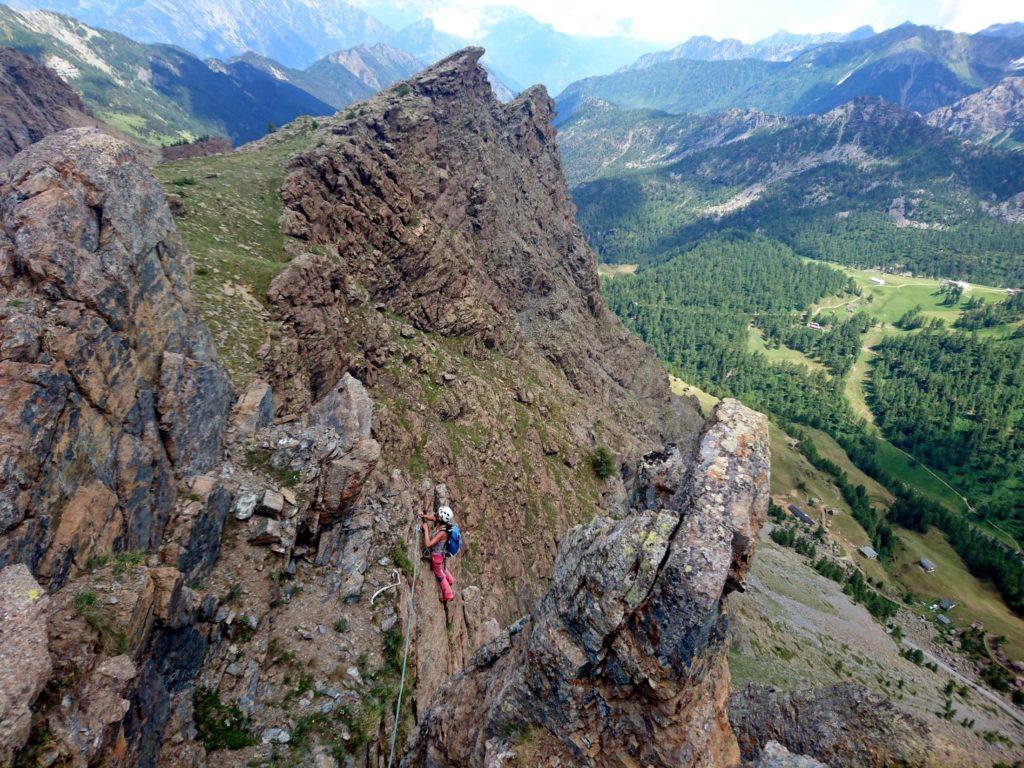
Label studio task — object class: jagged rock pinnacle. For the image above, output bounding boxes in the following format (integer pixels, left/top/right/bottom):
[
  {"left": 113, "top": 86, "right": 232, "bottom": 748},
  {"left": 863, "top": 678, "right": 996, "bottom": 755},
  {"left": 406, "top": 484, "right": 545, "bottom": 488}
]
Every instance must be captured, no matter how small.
[{"left": 403, "top": 399, "right": 770, "bottom": 768}]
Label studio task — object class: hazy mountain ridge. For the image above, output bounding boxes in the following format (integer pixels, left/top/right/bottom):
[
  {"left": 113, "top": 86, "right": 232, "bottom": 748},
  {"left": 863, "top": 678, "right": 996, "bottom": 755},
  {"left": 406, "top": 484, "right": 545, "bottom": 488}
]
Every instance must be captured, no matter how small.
[
  {"left": 0, "top": 4, "right": 336, "bottom": 143},
  {"left": 557, "top": 23, "right": 1024, "bottom": 121},
  {"left": 624, "top": 25, "right": 875, "bottom": 70},
  {"left": 228, "top": 43, "right": 422, "bottom": 109},
  {"left": 8, "top": 0, "right": 392, "bottom": 67}
]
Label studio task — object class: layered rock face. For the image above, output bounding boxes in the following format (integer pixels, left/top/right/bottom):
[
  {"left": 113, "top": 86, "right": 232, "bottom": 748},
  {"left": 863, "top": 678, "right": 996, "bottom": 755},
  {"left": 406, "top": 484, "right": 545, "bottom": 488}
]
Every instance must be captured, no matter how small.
[
  {"left": 0, "top": 127, "right": 232, "bottom": 582},
  {"left": 246, "top": 50, "right": 706, "bottom": 741},
  {"left": 0, "top": 48, "right": 98, "bottom": 160},
  {"left": 0, "top": 128, "right": 238, "bottom": 766},
  {"left": 273, "top": 47, "right": 681, "bottom": 430},
  {"left": 404, "top": 399, "right": 770, "bottom": 768}
]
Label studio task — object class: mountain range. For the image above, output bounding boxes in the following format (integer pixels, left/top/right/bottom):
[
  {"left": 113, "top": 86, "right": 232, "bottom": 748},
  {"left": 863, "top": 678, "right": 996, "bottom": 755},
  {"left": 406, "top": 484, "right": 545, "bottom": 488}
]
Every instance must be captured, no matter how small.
[
  {"left": 5, "top": 0, "right": 656, "bottom": 92},
  {"left": 0, "top": 4, "right": 337, "bottom": 143},
  {"left": 0, "top": 4, "right": 447, "bottom": 143},
  {"left": 623, "top": 26, "right": 876, "bottom": 70},
  {"left": 7, "top": 0, "right": 392, "bottom": 67},
  {"left": 562, "top": 96, "right": 1024, "bottom": 284},
  {"left": 221, "top": 44, "right": 422, "bottom": 109},
  {"left": 556, "top": 22, "right": 1024, "bottom": 121}
]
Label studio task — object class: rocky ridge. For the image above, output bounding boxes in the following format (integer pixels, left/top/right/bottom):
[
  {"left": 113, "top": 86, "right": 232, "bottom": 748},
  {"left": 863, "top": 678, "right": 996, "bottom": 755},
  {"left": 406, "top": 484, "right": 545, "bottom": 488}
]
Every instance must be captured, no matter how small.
[
  {"left": 0, "top": 49, "right": 712, "bottom": 768},
  {"left": 0, "top": 44, "right": 950, "bottom": 768},
  {"left": 0, "top": 47, "right": 98, "bottom": 160},
  {"left": 404, "top": 399, "right": 770, "bottom": 767},
  {"left": 927, "top": 75, "right": 1024, "bottom": 147}
]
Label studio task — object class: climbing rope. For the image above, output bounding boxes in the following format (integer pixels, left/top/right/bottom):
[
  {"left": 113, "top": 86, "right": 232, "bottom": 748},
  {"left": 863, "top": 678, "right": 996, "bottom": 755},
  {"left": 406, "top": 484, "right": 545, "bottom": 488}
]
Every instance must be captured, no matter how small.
[
  {"left": 370, "top": 570, "right": 401, "bottom": 605},
  {"left": 386, "top": 516, "right": 420, "bottom": 768}
]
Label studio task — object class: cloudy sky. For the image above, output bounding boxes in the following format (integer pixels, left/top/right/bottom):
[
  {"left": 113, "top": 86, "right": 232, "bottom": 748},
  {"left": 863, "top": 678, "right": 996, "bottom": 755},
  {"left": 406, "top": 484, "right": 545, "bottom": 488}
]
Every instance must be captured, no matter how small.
[{"left": 363, "top": 0, "right": 1022, "bottom": 43}]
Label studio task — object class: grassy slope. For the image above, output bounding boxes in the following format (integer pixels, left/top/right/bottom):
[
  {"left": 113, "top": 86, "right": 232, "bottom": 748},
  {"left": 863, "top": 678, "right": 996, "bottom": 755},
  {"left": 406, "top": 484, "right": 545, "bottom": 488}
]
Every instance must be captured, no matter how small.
[
  {"left": 893, "top": 528, "right": 1024, "bottom": 660},
  {"left": 746, "top": 326, "right": 828, "bottom": 373},
  {"left": 153, "top": 131, "right": 313, "bottom": 386}
]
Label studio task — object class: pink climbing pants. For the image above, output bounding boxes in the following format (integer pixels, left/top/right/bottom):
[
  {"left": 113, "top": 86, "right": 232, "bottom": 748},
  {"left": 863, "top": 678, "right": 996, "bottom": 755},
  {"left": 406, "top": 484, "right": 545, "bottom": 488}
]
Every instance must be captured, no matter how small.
[{"left": 430, "top": 554, "right": 454, "bottom": 601}]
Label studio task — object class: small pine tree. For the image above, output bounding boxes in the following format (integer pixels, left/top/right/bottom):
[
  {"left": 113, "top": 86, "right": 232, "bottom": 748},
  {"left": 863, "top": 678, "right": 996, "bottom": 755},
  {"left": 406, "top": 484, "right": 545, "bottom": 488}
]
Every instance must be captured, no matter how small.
[{"left": 590, "top": 446, "right": 616, "bottom": 479}]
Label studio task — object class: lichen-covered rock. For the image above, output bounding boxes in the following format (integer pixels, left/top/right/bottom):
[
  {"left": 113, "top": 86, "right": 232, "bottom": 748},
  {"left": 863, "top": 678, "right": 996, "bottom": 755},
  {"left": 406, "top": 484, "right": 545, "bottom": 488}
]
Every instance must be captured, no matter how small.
[
  {"left": 404, "top": 399, "right": 770, "bottom": 768},
  {"left": 0, "top": 564, "right": 51, "bottom": 766},
  {"left": 753, "top": 742, "right": 829, "bottom": 768},
  {"left": 730, "top": 683, "right": 932, "bottom": 768},
  {"left": 0, "top": 128, "right": 231, "bottom": 585}
]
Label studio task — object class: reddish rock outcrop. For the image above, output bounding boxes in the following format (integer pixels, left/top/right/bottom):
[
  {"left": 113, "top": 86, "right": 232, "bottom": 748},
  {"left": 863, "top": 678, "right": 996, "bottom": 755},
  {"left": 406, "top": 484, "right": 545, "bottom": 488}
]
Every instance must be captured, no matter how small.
[
  {"left": 0, "top": 48, "right": 97, "bottom": 161},
  {"left": 0, "top": 565, "right": 51, "bottom": 764},
  {"left": 158, "top": 136, "right": 232, "bottom": 163},
  {"left": 272, "top": 47, "right": 687, "bottom": 436},
  {"left": 0, "top": 128, "right": 233, "bottom": 583}
]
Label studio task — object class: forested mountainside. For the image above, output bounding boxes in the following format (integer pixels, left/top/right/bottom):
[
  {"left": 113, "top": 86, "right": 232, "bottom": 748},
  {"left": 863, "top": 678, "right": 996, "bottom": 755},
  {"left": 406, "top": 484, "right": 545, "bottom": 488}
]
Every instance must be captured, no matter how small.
[
  {"left": 600, "top": 235, "right": 1024, "bottom": 611},
  {"left": 0, "top": 4, "right": 335, "bottom": 143},
  {"left": 565, "top": 97, "right": 1024, "bottom": 285},
  {"left": 556, "top": 23, "right": 1024, "bottom": 121}
]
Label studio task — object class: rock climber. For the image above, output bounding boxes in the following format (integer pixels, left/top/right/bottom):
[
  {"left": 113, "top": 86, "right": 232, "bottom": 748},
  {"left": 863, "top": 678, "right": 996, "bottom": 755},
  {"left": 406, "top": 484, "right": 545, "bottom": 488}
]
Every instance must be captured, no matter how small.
[{"left": 420, "top": 505, "right": 457, "bottom": 602}]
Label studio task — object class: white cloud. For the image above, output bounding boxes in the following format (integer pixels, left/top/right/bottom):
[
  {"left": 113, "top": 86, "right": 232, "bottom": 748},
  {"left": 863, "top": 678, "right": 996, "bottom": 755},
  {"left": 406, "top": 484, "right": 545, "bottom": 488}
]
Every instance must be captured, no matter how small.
[
  {"left": 397, "top": 0, "right": 1021, "bottom": 44},
  {"left": 937, "top": 0, "right": 1021, "bottom": 32}
]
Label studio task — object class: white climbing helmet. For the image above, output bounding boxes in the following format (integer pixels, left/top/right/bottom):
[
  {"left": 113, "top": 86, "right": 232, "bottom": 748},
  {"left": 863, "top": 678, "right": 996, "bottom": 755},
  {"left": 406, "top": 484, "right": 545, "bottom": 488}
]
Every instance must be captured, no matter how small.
[{"left": 437, "top": 505, "right": 454, "bottom": 524}]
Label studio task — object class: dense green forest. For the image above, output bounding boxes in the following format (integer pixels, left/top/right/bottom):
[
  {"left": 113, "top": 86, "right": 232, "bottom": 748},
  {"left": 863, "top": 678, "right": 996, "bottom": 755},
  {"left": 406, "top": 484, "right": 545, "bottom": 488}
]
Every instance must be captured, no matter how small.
[
  {"left": 760, "top": 311, "right": 872, "bottom": 376},
  {"left": 578, "top": 181, "right": 1024, "bottom": 286},
  {"left": 602, "top": 233, "right": 857, "bottom": 431},
  {"left": 870, "top": 331, "right": 1024, "bottom": 537},
  {"left": 602, "top": 232, "right": 1024, "bottom": 615},
  {"left": 954, "top": 291, "right": 1024, "bottom": 331}
]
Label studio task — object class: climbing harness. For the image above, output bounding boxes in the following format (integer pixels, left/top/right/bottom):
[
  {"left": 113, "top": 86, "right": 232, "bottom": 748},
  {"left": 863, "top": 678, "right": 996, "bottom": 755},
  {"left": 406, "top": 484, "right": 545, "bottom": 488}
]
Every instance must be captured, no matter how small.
[
  {"left": 385, "top": 518, "right": 420, "bottom": 768},
  {"left": 370, "top": 570, "right": 401, "bottom": 606}
]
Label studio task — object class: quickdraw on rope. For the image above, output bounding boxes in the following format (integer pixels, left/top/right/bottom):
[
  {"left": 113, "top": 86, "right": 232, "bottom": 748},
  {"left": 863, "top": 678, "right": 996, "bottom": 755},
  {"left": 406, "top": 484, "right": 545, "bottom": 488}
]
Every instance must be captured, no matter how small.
[{"left": 385, "top": 517, "right": 420, "bottom": 768}]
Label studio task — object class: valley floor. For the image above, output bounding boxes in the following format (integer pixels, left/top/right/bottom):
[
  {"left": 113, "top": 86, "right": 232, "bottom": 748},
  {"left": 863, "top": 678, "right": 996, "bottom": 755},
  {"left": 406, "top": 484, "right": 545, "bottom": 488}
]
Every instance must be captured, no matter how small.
[{"left": 732, "top": 532, "right": 1024, "bottom": 766}]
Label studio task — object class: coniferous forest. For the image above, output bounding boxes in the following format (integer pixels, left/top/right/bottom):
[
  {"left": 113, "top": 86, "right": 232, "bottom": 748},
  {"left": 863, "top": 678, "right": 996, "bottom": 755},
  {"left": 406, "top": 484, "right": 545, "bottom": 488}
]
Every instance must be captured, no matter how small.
[{"left": 602, "top": 231, "right": 1024, "bottom": 615}]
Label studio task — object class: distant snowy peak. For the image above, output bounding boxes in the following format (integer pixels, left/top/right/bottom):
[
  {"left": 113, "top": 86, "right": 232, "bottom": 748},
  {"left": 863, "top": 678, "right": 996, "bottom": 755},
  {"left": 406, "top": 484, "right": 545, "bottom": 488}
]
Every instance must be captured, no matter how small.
[{"left": 623, "top": 25, "right": 876, "bottom": 70}]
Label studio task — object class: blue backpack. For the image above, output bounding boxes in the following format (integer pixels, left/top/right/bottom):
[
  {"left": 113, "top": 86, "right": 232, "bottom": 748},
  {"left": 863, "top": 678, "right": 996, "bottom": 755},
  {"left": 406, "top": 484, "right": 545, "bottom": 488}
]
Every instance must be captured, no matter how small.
[{"left": 445, "top": 525, "right": 461, "bottom": 557}]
